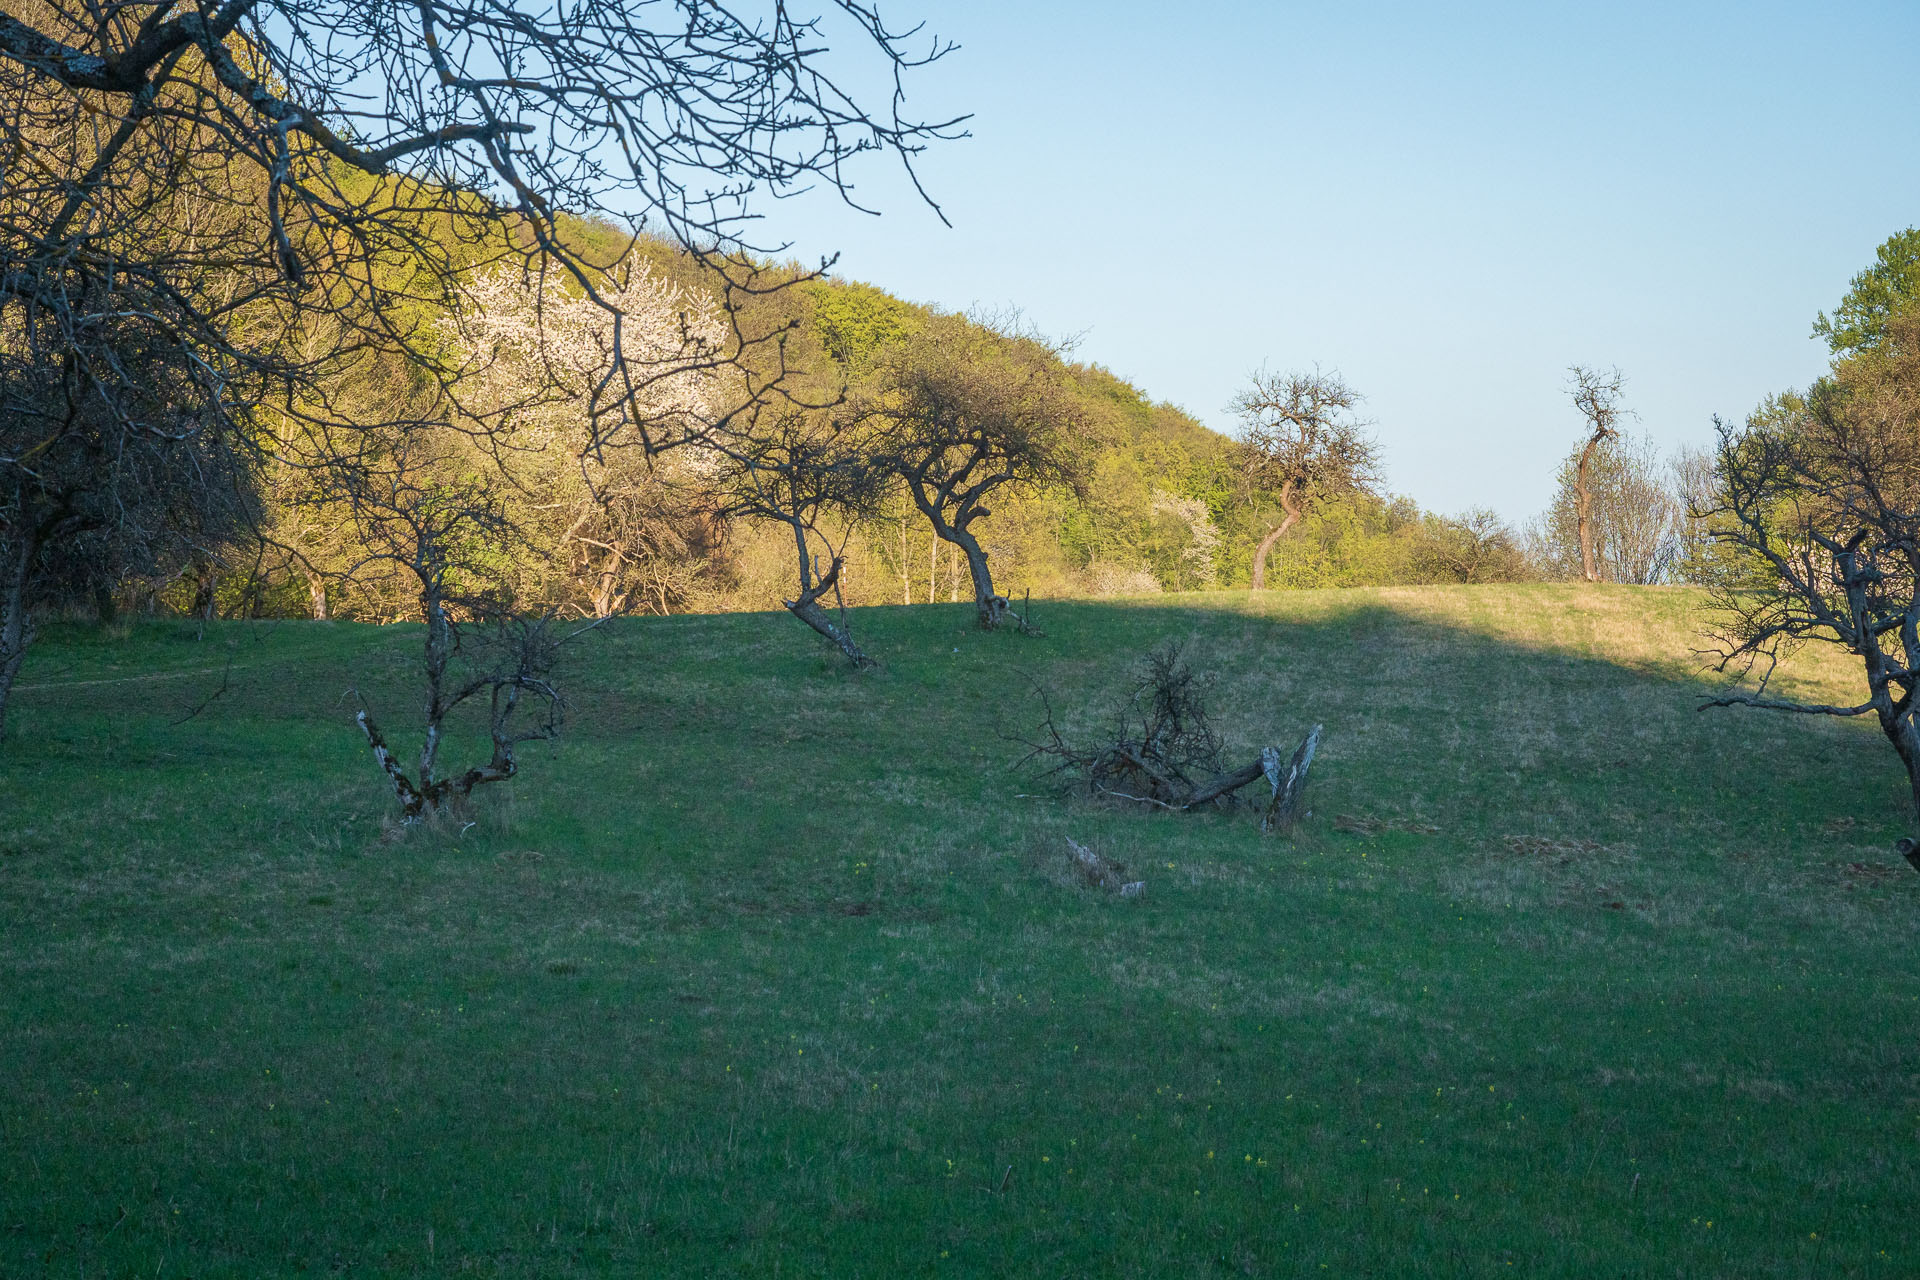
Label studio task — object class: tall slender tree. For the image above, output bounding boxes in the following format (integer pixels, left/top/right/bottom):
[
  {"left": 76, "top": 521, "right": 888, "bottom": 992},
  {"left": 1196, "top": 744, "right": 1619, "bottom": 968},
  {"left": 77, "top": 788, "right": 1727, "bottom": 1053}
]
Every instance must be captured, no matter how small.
[{"left": 1566, "top": 365, "right": 1633, "bottom": 583}]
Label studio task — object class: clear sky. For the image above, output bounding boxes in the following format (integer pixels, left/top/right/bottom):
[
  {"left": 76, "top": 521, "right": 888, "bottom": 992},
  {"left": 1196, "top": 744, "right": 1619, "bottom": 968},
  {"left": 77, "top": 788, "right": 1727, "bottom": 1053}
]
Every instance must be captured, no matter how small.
[{"left": 746, "top": 1, "right": 1920, "bottom": 524}]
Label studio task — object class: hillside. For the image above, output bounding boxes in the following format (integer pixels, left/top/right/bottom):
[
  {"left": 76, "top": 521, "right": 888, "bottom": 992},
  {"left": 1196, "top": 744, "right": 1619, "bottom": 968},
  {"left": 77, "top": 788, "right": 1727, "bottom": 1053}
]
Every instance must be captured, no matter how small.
[
  {"left": 155, "top": 244, "right": 1505, "bottom": 629},
  {"left": 4, "top": 587, "right": 1917, "bottom": 1276}
]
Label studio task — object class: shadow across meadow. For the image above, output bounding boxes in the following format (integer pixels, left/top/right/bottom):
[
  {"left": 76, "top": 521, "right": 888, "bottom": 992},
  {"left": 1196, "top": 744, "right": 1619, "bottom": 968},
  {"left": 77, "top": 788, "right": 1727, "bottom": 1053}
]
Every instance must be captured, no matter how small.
[{"left": 2, "top": 586, "right": 1917, "bottom": 1278}]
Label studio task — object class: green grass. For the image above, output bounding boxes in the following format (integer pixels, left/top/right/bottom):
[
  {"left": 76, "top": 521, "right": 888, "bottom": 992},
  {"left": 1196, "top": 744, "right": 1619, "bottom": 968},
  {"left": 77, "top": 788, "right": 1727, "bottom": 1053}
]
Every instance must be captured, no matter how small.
[{"left": 4, "top": 585, "right": 1919, "bottom": 1277}]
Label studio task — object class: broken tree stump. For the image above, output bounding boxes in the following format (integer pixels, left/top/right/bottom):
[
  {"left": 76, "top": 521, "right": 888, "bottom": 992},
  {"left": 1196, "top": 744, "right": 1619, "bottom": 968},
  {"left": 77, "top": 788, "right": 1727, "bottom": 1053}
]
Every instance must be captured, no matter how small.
[{"left": 1259, "top": 723, "right": 1322, "bottom": 834}]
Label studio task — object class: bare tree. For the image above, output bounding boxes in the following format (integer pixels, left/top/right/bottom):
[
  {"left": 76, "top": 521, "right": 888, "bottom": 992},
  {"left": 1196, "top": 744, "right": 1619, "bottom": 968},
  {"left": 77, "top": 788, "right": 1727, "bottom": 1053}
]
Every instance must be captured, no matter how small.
[
  {"left": 1529, "top": 431, "right": 1681, "bottom": 584},
  {"left": 717, "top": 402, "right": 884, "bottom": 666},
  {"left": 1231, "top": 370, "right": 1379, "bottom": 591},
  {"left": 341, "top": 439, "right": 574, "bottom": 818},
  {"left": 1666, "top": 443, "right": 1722, "bottom": 585},
  {"left": 871, "top": 315, "right": 1088, "bottom": 629},
  {"left": 1699, "top": 309, "right": 1920, "bottom": 837},
  {"left": 1566, "top": 365, "right": 1636, "bottom": 582}
]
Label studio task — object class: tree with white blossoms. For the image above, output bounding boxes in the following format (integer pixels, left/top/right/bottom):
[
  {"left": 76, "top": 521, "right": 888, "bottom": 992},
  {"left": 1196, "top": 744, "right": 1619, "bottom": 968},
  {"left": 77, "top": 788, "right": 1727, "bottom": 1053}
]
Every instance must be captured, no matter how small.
[
  {"left": 448, "top": 264, "right": 729, "bottom": 617},
  {"left": 1150, "top": 490, "right": 1223, "bottom": 588}
]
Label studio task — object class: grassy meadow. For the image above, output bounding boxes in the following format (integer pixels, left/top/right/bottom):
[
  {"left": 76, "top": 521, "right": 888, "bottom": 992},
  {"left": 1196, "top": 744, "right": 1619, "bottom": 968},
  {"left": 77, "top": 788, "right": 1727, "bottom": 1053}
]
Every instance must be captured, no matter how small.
[{"left": 4, "top": 585, "right": 1919, "bottom": 1277}]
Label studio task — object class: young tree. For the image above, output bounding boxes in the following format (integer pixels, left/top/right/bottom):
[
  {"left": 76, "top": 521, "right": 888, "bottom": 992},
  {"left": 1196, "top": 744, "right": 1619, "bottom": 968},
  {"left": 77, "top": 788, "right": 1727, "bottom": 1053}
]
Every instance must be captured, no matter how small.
[
  {"left": 871, "top": 316, "right": 1089, "bottom": 629},
  {"left": 341, "top": 439, "right": 571, "bottom": 818},
  {"left": 1700, "top": 309, "right": 1920, "bottom": 834},
  {"left": 1230, "top": 370, "right": 1379, "bottom": 591},
  {"left": 1566, "top": 365, "right": 1635, "bottom": 582}
]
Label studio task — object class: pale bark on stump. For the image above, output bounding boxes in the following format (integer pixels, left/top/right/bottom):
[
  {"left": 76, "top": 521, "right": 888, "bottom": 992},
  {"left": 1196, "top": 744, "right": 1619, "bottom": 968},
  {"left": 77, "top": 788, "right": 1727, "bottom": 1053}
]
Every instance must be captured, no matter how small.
[{"left": 1259, "top": 723, "right": 1322, "bottom": 833}]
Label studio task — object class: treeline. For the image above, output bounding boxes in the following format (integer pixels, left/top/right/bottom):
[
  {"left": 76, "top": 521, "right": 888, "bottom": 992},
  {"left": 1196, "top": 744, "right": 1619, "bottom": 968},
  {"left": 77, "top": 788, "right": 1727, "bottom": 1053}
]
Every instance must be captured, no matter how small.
[{"left": 91, "top": 237, "right": 1742, "bottom": 631}]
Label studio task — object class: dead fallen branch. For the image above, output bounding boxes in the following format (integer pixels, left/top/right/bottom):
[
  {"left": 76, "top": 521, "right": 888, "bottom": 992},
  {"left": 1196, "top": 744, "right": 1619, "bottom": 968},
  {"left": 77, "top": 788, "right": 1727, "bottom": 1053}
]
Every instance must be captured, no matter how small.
[
  {"left": 1018, "top": 641, "right": 1323, "bottom": 829},
  {"left": 1065, "top": 837, "right": 1145, "bottom": 896}
]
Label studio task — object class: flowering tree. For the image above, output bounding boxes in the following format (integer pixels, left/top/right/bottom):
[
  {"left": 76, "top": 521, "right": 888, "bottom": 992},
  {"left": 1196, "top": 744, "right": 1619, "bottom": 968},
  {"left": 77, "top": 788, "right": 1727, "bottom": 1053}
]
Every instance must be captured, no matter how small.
[{"left": 445, "top": 264, "right": 729, "bottom": 616}]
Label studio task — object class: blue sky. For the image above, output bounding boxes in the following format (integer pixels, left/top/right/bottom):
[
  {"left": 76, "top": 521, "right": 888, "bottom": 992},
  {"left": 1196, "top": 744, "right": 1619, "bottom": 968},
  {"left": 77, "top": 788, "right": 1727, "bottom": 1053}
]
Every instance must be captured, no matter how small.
[{"left": 747, "top": 1, "right": 1920, "bottom": 524}]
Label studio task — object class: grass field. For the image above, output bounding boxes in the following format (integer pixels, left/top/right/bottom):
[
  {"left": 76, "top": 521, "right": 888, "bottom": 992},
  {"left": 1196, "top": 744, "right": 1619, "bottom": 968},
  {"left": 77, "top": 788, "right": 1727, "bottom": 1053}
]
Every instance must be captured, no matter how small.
[{"left": 4, "top": 585, "right": 1919, "bottom": 1277}]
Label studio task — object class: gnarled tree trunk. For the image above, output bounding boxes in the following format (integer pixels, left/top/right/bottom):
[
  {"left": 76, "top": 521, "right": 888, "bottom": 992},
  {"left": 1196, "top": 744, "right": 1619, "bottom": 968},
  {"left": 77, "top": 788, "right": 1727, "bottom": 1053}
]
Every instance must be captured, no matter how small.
[
  {"left": 1576, "top": 435, "right": 1603, "bottom": 583},
  {"left": 952, "top": 525, "right": 1010, "bottom": 629},
  {"left": 922, "top": 511, "right": 1019, "bottom": 630},
  {"left": 1249, "top": 479, "right": 1300, "bottom": 592},
  {"left": 781, "top": 525, "right": 872, "bottom": 666}
]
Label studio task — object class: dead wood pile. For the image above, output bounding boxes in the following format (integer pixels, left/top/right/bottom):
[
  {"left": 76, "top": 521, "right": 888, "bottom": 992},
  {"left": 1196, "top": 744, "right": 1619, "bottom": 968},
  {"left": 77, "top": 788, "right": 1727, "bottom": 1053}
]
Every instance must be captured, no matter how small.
[{"left": 1021, "top": 641, "right": 1321, "bottom": 833}]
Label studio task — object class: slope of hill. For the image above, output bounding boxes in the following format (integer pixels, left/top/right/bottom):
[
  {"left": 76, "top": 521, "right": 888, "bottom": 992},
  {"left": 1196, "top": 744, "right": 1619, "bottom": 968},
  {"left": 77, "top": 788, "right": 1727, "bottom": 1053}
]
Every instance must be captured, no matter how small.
[{"left": 3, "top": 587, "right": 1915, "bottom": 1275}]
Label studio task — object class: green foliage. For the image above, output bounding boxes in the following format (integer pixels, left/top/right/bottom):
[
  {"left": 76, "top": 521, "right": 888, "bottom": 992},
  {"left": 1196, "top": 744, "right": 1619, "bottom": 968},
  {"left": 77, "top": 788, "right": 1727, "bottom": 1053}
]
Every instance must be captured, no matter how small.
[
  {"left": 1250, "top": 493, "right": 1426, "bottom": 589},
  {"left": 1813, "top": 226, "right": 1920, "bottom": 356},
  {"left": 804, "top": 278, "right": 925, "bottom": 365}
]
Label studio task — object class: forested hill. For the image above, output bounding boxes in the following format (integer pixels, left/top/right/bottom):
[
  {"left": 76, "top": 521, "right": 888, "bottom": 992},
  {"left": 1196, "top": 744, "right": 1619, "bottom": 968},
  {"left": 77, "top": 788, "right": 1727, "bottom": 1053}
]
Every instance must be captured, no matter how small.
[
  {"left": 184, "top": 234, "right": 1521, "bottom": 624},
  {"left": 706, "top": 264, "right": 1523, "bottom": 612}
]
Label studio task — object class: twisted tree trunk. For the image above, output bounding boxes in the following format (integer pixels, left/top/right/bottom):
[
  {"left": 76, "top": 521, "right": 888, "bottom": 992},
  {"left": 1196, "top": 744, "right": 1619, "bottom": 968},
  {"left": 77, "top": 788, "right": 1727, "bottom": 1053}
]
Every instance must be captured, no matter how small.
[
  {"left": 1576, "top": 432, "right": 1606, "bottom": 583},
  {"left": 954, "top": 529, "right": 1011, "bottom": 629},
  {"left": 1249, "top": 479, "right": 1300, "bottom": 592},
  {"left": 782, "top": 525, "right": 872, "bottom": 666}
]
